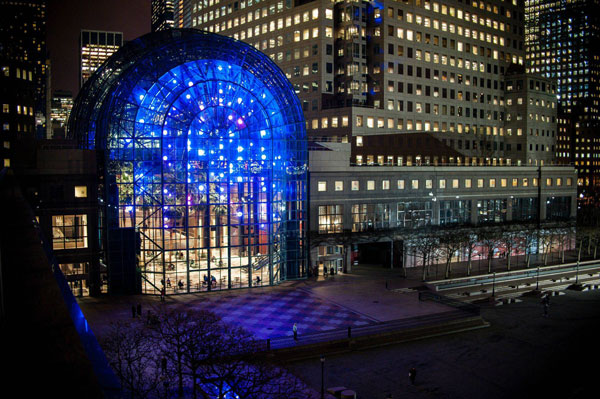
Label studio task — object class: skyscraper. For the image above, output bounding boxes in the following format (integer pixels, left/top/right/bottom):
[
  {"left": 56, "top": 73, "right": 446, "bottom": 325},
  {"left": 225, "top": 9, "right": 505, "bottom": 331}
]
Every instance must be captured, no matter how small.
[
  {"left": 525, "top": 0, "right": 600, "bottom": 196},
  {"left": 50, "top": 90, "right": 73, "bottom": 139},
  {"left": 186, "top": 0, "right": 557, "bottom": 167},
  {"left": 79, "top": 30, "right": 123, "bottom": 88},
  {"left": 0, "top": 0, "right": 48, "bottom": 140},
  {"left": 152, "top": 0, "right": 177, "bottom": 31}
]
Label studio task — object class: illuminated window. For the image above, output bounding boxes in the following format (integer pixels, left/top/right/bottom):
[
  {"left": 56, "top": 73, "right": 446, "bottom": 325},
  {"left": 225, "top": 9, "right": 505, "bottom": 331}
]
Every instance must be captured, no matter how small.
[
  {"left": 318, "top": 181, "right": 327, "bottom": 191},
  {"left": 52, "top": 214, "right": 88, "bottom": 250},
  {"left": 74, "top": 186, "right": 87, "bottom": 198}
]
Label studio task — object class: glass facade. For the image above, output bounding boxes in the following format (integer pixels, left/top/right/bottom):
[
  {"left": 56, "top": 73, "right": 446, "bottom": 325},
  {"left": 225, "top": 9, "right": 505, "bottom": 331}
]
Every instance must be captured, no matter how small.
[{"left": 69, "top": 30, "right": 308, "bottom": 294}]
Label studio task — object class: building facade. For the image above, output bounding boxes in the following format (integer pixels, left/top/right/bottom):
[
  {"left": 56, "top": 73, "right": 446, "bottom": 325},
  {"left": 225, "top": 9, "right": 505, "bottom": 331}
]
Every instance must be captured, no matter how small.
[
  {"left": 79, "top": 30, "right": 123, "bottom": 88},
  {"left": 50, "top": 90, "right": 73, "bottom": 139},
  {"left": 0, "top": 0, "right": 48, "bottom": 139},
  {"left": 152, "top": 0, "right": 177, "bottom": 31},
  {"left": 310, "top": 142, "right": 576, "bottom": 273},
  {"left": 11, "top": 138, "right": 101, "bottom": 297},
  {"left": 525, "top": 0, "right": 600, "bottom": 198},
  {"left": 186, "top": 0, "right": 557, "bottom": 167}
]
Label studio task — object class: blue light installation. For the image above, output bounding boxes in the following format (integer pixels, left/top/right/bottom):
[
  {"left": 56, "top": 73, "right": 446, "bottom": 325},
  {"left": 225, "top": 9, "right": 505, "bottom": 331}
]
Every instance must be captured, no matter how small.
[{"left": 69, "top": 30, "right": 308, "bottom": 294}]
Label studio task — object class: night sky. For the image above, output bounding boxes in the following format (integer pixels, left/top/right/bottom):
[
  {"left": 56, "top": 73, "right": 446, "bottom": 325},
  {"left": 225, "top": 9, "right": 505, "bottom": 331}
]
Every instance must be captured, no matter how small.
[{"left": 47, "top": 0, "right": 151, "bottom": 97}]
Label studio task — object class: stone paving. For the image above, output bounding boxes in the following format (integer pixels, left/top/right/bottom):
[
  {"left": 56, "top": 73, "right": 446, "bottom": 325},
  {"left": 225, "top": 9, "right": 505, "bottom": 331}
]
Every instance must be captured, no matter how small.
[{"left": 79, "top": 265, "right": 452, "bottom": 342}]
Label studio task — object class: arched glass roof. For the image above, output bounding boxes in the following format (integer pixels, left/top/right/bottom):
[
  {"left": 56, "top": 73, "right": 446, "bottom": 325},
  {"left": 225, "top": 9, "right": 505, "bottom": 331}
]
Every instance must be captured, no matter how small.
[{"left": 69, "top": 29, "right": 308, "bottom": 294}]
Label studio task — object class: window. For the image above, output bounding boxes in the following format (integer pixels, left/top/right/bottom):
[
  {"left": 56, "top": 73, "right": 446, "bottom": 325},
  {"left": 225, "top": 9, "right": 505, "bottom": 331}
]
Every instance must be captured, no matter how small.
[
  {"left": 335, "top": 181, "right": 344, "bottom": 191},
  {"left": 382, "top": 180, "right": 390, "bottom": 190},
  {"left": 52, "top": 214, "right": 88, "bottom": 250},
  {"left": 351, "top": 180, "right": 359, "bottom": 191},
  {"left": 367, "top": 180, "right": 375, "bottom": 190},
  {"left": 439, "top": 179, "right": 446, "bottom": 189},
  {"left": 465, "top": 179, "right": 472, "bottom": 188},
  {"left": 356, "top": 135, "right": 363, "bottom": 147},
  {"left": 74, "top": 186, "right": 87, "bottom": 198},
  {"left": 411, "top": 179, "right": 419, "bottom": 189},
  {"left": 318, "top": 181, "right": 327, "bottom": 191},
  {"left": 477, "top": 178, "right": 484, "bottom": 188},
  {"left": 397, "top": 201, "right": 432, "bottom": 228},
  {"left": 352, "top": 203, "right": 390, "bottom": 231},
  {"left": 452, "top": 179, "right": 459, "bottom": 189},
  {"left": 489, "top": 178, "right": 496, "bottom": 188},
  {"left": 397, "top": 179, "right": 405, "bottom": 189},
  {"left": 318, "top": 205, "right": 343, "bottom": 233},
  {"left": 439, "top": 200, "right": 471, "bottom": 225}
]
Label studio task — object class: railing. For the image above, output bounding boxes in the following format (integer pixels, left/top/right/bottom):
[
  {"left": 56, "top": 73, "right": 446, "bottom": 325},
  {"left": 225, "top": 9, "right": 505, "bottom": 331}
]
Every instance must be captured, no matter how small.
[
  {"left": 261, "top": 307, "right": 479, "bottom": 351},
  {"left": 418, "top": 291, "right": 481, "bottom": 315},
  {"left": 429, "top": 260, "right": 600, "bottom": 292}
]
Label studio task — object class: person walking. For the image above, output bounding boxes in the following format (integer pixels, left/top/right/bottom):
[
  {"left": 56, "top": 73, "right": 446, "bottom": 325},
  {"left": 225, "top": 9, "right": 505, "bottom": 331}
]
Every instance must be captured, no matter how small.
[
  {"left": 131, "top": 304, "right": 136, "bottom": 318},
  {"left": 136, "top": 303, "right": 142, "bottom": 318},
  {"left": 293, "top": 323, "right": 298, "bottom": 341},
  {"left": 409, "top": 367, "right": 417, "bottom": 385},
  {"left": 160, "top": 287, "right": 165, "bottom": 302},
  {"left": 542, "top": 294, "right": 550, "bottom": 317}
]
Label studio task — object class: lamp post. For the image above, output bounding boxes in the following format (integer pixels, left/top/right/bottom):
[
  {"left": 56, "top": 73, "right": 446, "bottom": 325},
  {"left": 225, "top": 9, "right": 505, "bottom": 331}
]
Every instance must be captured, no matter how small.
[{"left": 320, "top": 355, "right": 325, "bottom": 399}]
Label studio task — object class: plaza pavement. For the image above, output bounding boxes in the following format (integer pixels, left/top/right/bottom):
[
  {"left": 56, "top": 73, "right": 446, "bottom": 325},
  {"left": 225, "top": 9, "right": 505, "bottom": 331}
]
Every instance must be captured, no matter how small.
[{"left": 79, "top": 265, "right": 457, "bottom": 343}]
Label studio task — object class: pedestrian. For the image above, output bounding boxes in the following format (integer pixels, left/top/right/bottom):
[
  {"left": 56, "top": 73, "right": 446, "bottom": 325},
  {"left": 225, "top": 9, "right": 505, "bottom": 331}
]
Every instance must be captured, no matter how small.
[
  {"left": 542, "top": 294, "right": 550, "bottom": 317},
  {"left": 293, "top": 322, "right": 298, "bottom": 341},
  {"left": 131, "top": 304, "right": 136, "bottom": 318},
  {"left": 178, "top": 280, "right": 184, "bottom": 290},
  {"left": 160, "top": 287, "right": 165, "bottom": 302},
  {"left": 409, "top": 367, "right": 416, "bottom": 385},
  {"left": 323, "top": 265, "right": 327, "bottom": 276},
  {"left": 136, "top": 303, "right": 142, "bottom": 318},
  {"left": 166, "top": 278, "right": 171, "bottom": 287}
]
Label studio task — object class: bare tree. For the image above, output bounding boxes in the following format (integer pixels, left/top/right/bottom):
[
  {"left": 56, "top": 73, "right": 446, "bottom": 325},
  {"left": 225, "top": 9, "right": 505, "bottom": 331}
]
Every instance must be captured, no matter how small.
[
  {"left": 102, "top": 321, "right": 164, "bottom": 399},
  {"left": 462, "top": 233, "right": 479, "bottom": 276},
  {"left": 439, "top": 230, "right": 465, "bottom": 279},
  {"left": 150, "top": 307, "right": 199, "bottom": 398},
  {"left": 501, "top": 227, "right": 521, "bottom": 271},
  {"left": 479, "top": 228, "right": 503, "bottom": 273}
]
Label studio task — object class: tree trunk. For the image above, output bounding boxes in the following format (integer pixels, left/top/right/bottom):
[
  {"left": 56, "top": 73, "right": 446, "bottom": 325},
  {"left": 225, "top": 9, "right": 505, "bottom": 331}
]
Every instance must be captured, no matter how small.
[
  {"left": 445, "top": 258, "right": 451, "bottom": 279},
  {"left": 507, "top": 251, "right": 511, "bottom": 271},
  {"left": 421, "top": 253, "right": 427, "bottom": 281},
  {"left": 467, "top": 253, "right": 472, "bottom": 276},
  {"left": 487, "top": 250, "right": 492, "bottom": 274}
]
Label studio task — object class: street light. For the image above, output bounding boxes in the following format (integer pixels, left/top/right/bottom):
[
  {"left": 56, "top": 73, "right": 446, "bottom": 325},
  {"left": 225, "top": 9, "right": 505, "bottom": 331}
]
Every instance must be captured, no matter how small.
[{"left": 320, "top": 355, "right": 325, "bottom": 399}]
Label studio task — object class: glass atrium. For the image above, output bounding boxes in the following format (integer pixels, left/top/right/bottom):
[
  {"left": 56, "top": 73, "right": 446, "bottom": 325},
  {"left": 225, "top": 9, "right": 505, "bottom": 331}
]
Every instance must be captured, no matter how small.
[{"left": 69, "top": 29, "right": 308, "bottom": 294}]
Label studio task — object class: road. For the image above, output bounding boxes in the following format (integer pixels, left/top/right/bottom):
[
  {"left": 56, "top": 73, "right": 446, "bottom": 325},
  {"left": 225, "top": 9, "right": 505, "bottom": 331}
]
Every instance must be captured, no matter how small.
[{"left": 286, "top": 289, "right": 600, "bottom": 399}]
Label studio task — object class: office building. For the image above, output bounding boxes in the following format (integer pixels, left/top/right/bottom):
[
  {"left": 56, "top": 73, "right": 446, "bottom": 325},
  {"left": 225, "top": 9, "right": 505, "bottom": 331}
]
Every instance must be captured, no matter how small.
[
  {"left": 310, "top": 142, "right": 576, "bottom": 273},
  {"left": 186, "top": 0, "right": 557, "bottom": 167},
  {"left": 79, "top": 30, "right": 123, "bottom": 88},
  {"left": 50, "top": 90, "right": 73, "bottom": 139},
  {"left": 525, "top": 0, "right": 600, "bottom": 196},
  {"left": 0, "top": 0, "right": 48, "bottom": 141},
  {"left": 152, "top": 0, "right": 177, "bottom": 31}
]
